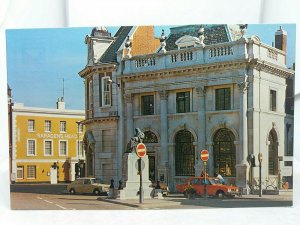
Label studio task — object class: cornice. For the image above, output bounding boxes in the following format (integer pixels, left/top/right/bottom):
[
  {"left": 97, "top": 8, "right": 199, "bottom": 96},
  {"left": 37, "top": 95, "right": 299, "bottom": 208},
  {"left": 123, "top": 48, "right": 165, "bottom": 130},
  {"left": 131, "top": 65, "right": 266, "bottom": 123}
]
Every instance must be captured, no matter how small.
[
  {"left": 119, "top": 58, "right": 294, "bottom": 82},
  {"left": 250, "top": 59, "right": 294, "bottom": 78},
  {"left": 78, "top": 64, "right": 117, "bottom": 78},
  {"left": 120, "top": 59, "right": 249, "bottom": 82},
  {"left": 81, "top": 116, "right": 119, "bottom": 125}
]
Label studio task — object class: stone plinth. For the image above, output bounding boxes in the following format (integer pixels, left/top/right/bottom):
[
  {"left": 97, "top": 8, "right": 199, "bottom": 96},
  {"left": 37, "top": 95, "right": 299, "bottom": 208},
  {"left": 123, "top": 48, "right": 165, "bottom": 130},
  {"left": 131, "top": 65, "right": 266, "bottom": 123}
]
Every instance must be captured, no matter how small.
[
  {"left": 119, "top": 153, "right": 153, "bottom": 200},
  {"left": 236, "top": 162, "right": 250, "bottom": 194}
]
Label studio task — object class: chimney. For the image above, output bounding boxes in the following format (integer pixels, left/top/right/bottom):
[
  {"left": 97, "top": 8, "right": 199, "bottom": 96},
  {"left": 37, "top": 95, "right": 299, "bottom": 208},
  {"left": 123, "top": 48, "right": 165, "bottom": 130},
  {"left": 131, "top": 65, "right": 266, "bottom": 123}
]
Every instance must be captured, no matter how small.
[
  {"left": 56, "top": 97, "right": 65, "bottom": 110},
  {"left": 275, "top": 26, "right": 287, "bottom": 63}
]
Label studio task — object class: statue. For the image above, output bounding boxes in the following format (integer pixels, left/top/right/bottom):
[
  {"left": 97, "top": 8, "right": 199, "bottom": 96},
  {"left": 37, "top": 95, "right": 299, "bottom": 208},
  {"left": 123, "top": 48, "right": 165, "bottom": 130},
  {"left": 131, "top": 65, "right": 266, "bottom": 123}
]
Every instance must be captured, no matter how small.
[{"left": 125, "top": 128, "right": 145, "bottom": 153}]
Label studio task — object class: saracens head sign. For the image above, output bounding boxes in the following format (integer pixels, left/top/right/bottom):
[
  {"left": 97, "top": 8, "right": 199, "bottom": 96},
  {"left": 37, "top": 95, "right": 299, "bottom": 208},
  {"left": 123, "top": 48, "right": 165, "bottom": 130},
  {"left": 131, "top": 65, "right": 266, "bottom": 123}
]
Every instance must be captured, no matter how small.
[{"left": 136, "top": 143, "right": 147, "bottom": 158}]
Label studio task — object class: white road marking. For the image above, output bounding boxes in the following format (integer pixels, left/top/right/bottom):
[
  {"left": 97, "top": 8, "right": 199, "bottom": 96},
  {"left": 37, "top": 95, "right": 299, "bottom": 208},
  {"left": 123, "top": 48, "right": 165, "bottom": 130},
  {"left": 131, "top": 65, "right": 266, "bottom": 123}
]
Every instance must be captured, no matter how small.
[
  {"left": 55, "top": 204, "right": 67, "bottom": 210},
  {"left": 44, "top": 200, "right": 53, "bottom": 204}
]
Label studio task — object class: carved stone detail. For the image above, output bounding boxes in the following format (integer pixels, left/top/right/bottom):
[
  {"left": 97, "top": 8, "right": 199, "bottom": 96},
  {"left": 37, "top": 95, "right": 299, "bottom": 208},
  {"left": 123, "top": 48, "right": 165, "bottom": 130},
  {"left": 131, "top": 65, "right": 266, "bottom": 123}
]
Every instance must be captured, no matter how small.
[
  {"left": 196, "top": 85, "right": 206, "bottom": 97},
  {"left": 237, "top": 75, "right": 249, "bottom": 93},
  {"left": 124, "top": 93, "right": 133, "bottom": 103},
  {"left": 158, "top": 90, "right": 168, "bottom": 100}
]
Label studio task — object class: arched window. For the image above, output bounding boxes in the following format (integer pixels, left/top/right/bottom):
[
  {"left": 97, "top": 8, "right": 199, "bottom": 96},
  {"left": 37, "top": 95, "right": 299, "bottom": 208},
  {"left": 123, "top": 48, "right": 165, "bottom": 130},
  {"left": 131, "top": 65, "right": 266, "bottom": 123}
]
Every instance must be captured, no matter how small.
[
  {"left": 143, "top": 131, "right": 158, "bottom": 143},
  {"left": 175, "top": 130, "right": 195, "bottom": 176},
  {"left": 213, "top": 128, "right": 236, "bottom": 177},
  {"left": 268, "top": 129, "right": 278, "bottom": 175}
]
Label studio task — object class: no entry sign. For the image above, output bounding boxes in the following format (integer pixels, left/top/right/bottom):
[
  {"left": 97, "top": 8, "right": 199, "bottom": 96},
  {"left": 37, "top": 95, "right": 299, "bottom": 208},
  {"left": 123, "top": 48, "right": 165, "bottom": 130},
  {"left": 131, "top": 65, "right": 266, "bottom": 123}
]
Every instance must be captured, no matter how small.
[
  {"left": 200, "top": 149, "right": 209, "bottom": 162},
  {"left": 136, "top": 143, "right": 147, "bottom": 158}
]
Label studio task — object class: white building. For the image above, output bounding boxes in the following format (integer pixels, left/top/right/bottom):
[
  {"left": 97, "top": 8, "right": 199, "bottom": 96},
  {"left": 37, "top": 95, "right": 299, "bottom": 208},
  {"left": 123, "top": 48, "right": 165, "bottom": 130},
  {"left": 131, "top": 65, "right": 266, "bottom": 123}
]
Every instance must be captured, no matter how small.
[{"left": 79, "top": 25, "right": 294, "bottom": 192}]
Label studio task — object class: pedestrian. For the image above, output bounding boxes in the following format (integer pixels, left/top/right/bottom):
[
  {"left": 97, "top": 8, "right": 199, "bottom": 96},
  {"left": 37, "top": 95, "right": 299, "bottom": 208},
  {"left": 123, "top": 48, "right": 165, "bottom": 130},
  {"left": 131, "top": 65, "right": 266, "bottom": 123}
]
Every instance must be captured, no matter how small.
[{"left": 214, "top": 172, "right": 225, "bottom": 184}]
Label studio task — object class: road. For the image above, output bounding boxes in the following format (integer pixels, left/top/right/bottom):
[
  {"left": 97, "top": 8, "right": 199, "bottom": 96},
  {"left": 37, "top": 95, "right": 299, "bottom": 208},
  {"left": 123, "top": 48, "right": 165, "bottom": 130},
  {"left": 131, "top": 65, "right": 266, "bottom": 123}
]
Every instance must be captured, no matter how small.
[{"left": 10, "top": 184, "right": 293, "bottom": 210}]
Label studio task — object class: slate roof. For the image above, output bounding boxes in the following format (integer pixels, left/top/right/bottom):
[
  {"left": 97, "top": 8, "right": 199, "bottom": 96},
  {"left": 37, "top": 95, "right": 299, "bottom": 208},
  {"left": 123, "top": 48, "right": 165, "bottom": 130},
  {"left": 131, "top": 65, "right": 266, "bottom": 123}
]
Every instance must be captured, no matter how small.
[
  {"left": 165, "top": 24, "right": 234, "bottom": 51},
  {"left": 98, "top": 26, "right": 133, "bottom": 64}
]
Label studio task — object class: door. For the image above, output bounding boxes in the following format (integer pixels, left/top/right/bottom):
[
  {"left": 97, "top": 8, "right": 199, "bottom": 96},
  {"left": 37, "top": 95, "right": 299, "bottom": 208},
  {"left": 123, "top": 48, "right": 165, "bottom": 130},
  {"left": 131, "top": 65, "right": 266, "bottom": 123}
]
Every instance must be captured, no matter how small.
[
  {"left": 50, "top": 167, "right": 57, "bottom": 184},
  {"left": 149, "top": 155, "right": 156, "bottom": 182}
]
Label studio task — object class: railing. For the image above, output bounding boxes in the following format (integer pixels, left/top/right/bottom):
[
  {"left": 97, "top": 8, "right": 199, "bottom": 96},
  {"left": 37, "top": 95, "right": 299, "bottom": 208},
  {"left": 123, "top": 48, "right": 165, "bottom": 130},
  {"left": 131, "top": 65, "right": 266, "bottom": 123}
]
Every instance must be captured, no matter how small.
[
  {"left": 123, "top": 39, "right": 286, "bottom": 75},
  {"left": 209, "top": 46, "right": 233, "bottom": 58},
  {"left": 135, "top": 57, "right": 156, "bottom": 68},
  {"left": 171, "top": 51, "right": 193, "bottom": 63}
]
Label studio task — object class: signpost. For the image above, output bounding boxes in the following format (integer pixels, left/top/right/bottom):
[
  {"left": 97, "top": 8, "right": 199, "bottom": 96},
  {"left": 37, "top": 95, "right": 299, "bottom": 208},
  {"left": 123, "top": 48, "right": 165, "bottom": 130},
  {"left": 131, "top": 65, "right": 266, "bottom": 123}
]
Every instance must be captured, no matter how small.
[
  {"left": 136, "top": 143, "right": 147, "bottom": 203},
  {"left": 258, "top": 152, "right": 263, "bottom": 197},
  {"left": 200, "top": 150, "right": 209, "bottom": 199}
]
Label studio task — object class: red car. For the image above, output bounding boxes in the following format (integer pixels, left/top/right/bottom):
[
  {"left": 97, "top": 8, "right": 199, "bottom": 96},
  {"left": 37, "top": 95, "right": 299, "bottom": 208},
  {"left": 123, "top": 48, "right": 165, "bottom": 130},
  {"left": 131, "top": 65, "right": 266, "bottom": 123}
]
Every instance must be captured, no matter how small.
[{"left": 176, "top": 177, "right": 240, "bottom": 198}]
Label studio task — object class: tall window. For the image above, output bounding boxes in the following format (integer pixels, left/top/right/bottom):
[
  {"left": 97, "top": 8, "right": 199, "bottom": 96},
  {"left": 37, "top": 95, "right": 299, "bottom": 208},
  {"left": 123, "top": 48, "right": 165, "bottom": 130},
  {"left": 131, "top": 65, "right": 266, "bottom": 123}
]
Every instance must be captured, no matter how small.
[
  {"left": 44, "top": 140, "right": 52, "bottom": 156},
  {"left": 60, "top": 121, "right": 66, "bottom": 132},
  {"left": 17, "top": 166, "right": 24, "bottom": 179},
  {"left": 141, "top": 95, "right": 154, "bottom": 115},
  {"left": 28, "top": 119, "right": 35, "bottom": 132},
  {"left": 215, "top": 88, "right": 231, "bottom": 110},
  {"left": 88, "top": 79, "right": 93, "bottom": 109},
  {"left": 27, "top": 165, "right": 36, "bottom": 179},
  {"left": 27, "top": 140, "right": 36, "bottom": 156},
  {"left": 213, "top": 129, "right": 236, "bottom": 176},
  {"left": 102, "top": 77, "right": 111, "bottom": 106},
  {"left": 175, "top": 130, "right": 195, "bottom": 176},
  {"left": 176, "top": 91, "right": 190, "bottom": 113},
  {"left": 268, "top": 129, "right": 278, "bottom": 175},
  {"left": 45, "top": 120, "right": 51, "bottom": 132},
  {"left": 270, "top": 90, "right": 277, "bottom": 111},
  {"left": 60, "top": 141, "right": 67, "bottom": 156}
]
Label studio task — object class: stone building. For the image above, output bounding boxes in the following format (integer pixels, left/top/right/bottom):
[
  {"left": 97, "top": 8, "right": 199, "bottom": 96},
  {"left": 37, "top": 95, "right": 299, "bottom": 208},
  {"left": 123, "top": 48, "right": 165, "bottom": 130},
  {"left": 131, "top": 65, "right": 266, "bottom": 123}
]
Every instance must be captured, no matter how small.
[{"left": 78, "top": 25, "right": 294, "bottom": 192}]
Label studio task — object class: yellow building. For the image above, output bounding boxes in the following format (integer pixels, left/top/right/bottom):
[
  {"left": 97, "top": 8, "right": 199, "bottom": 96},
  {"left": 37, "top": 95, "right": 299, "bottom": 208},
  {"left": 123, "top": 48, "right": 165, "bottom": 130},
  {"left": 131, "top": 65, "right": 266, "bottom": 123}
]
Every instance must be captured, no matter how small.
[{"left": 11, "top": 98, "right": 85, "bottom": 183}]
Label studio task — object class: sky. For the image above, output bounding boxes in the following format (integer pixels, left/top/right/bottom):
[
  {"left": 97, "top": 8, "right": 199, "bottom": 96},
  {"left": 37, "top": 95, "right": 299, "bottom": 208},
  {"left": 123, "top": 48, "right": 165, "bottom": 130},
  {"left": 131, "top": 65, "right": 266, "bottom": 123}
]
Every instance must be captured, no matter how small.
[{"left": 6, "top": 24, "right": 296, "bottom": 110}]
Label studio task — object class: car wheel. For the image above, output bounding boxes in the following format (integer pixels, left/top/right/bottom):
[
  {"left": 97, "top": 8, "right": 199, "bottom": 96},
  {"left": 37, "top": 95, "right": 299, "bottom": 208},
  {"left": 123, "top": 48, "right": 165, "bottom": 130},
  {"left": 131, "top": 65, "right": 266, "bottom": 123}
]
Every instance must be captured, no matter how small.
[
  {"left": 93, "top": 189, "right": 100, "bottom": 196},
  {"left": 69, "top": 188, "right": 76, "bottom": 195},
  {"left": 216, "top": 190, "right": 225, "bottom": 198}
]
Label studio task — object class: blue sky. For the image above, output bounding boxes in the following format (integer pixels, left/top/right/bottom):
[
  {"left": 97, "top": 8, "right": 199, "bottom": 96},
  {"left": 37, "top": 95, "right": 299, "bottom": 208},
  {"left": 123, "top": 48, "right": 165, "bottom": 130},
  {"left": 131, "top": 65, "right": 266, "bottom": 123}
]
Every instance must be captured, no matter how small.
[{"left": 6, "top": 24, "right": 296, "bottom": 110}]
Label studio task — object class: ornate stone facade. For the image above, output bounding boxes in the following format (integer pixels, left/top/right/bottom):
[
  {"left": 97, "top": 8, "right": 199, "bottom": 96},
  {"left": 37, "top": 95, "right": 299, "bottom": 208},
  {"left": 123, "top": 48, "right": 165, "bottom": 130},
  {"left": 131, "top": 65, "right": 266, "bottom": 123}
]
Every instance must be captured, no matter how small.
[{"left": 79, "top": 25, "right": 294, "bottom": 192}]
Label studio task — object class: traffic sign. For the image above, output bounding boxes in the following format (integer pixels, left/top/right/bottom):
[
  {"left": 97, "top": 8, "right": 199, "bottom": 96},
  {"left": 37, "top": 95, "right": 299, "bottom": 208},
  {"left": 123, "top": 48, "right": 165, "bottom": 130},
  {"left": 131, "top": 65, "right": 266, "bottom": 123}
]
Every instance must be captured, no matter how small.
[
  {"left": 200, "top": 150, "right": 209, "bottom": 162},
  {"left": 136, "top": 143, "right": 147, "bottom": 158}
]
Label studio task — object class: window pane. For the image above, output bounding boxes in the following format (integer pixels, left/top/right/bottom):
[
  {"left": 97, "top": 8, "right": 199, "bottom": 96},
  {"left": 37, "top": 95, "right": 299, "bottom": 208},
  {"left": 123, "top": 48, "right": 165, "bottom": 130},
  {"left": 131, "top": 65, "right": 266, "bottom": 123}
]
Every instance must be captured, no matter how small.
[
  {"left": 28, "top": 120, "right": 35, "bottom": 131},
  {"left": 141, "top": 95, "right": 154, "bottom": 115},
  {"left": 175, "top": 130, "right": 195, "bottom": 176},
  {"left": 176, "top": 92, "right": 190, "bottom": 113},
  {"left": 17, "top": 166, "right": 24, "bottom": 179},
  {"left": 60, "top": 141, "right": 67, "bottom": 155},
  {"left": 215, "top": 88, "right": 231, "bottom": 110},
  {"left": 45, "top": 141, "right": 52, "bottom": 155},
  {"left": 45, "top": 120, "right": 51, "bottom": 132},
  {"left": 270, "top": 90, "right": 276, "bottom": 111},
  {"left": 27, "top": 166, "right": 36, "bottom": 179},
  {"left": 213, "top": 129, "right": 236, "bottom": 177},
  {"left": 60, "top": 121, "right": 66, "bottom": 132},
  {"left": 102, "top": 77, "right": 111, "bottom": 106},
  {"left": 27, "top": 140, "right": 35, "bottom": 155}
]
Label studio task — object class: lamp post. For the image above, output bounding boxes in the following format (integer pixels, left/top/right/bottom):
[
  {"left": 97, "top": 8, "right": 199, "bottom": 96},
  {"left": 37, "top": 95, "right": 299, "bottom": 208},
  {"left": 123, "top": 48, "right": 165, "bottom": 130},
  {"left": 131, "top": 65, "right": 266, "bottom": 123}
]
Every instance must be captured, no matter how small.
[
  {"left": 258, "top": 153, "right": 263, "bottom": 197},
  {"left": 76, "top": 121, "right": 81, "bottom": 178}
]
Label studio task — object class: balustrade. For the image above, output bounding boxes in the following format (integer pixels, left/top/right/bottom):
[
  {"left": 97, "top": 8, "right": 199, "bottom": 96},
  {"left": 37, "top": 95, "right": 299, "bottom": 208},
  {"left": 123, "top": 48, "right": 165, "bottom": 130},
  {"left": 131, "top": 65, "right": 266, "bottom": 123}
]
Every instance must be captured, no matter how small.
[{"left": 209, "top": 46, "right": 233, "bottom": 58}]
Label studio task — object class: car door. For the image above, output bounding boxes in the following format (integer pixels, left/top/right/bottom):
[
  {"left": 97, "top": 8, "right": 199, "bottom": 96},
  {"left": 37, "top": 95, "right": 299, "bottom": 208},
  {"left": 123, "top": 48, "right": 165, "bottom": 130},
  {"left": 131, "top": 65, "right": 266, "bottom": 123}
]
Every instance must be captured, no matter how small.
[
  {"left": 190, "top": 178, "right": 202, "bottom": 195},
  {"left": 83, "top": 179, "right": 92, "bottom": 193}
]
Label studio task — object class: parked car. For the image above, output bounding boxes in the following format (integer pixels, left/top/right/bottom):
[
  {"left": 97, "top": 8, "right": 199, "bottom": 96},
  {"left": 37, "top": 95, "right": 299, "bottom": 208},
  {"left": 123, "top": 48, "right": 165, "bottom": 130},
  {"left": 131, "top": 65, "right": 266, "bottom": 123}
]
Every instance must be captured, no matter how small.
[
  {"left": 176, "top": 177, "right": 239, "bottom": 198},
  {"left": 67, "top": 177, "right": 110, "bottom": 195}
]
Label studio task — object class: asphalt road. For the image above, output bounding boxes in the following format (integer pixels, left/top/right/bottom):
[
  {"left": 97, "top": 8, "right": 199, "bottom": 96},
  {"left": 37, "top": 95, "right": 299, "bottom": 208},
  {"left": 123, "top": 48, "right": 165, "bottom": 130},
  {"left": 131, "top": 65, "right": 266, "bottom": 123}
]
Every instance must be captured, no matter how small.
[{"left": 10, "top": 184, "right": 293, "bottom": 210}]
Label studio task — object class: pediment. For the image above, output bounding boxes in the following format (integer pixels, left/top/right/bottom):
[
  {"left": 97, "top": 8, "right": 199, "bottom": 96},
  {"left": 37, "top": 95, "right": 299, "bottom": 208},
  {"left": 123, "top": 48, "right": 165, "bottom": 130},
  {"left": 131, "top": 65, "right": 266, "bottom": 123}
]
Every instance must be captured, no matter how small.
[{"left": 175, "top": 35, "right": 200, "bottom": 49}]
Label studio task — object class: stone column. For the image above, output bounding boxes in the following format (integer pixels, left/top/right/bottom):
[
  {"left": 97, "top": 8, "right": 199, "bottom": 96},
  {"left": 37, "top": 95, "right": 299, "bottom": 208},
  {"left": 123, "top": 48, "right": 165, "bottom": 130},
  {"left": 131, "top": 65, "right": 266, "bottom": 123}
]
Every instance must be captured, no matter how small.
[
  {"left": 124, "top": 93, "right": 134, "bottom": 142},
  {"left": 158, "top": 90, "right": 168, "bottom": 183},
  {"left": 236, "top": 75, "right": 250, "bottom": 193},
  {"left": 196, "top": 85, "right": 206, "bottom": 176},
  {"left": 206, "top": 143, "right": 214, "bottom": 176}
]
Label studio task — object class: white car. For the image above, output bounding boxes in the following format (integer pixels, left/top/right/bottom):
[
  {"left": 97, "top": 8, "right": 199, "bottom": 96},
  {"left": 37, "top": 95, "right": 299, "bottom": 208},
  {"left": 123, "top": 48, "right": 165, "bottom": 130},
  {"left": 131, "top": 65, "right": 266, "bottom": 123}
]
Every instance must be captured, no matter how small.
[{"left": 67, "top": 178, "right": 110, "bottom": 195}]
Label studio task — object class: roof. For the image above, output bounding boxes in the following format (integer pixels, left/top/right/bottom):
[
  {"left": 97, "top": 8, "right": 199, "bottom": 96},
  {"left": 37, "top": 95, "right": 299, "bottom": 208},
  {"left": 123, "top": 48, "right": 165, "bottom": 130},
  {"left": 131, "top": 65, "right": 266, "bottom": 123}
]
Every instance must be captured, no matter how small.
[
  {"left": 165, "top": 24, "right": 239, "bottom": 51},
  {"left": 98, "top": 26, "right": 133, "bottom": 64}
]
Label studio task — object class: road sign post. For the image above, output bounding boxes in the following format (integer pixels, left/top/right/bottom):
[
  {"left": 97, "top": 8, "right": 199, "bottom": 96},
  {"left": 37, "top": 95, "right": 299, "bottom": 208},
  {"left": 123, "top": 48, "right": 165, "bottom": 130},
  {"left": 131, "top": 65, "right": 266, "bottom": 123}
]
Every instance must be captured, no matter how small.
[
  {"left": 200, "top": 150, "right": 209, "bottom": 199},
  {"left": 136, "top": 143, "right": 147, "bottom": 204},
  {"left": 258, "top": 152, "right": 263, "bottom": 197}
]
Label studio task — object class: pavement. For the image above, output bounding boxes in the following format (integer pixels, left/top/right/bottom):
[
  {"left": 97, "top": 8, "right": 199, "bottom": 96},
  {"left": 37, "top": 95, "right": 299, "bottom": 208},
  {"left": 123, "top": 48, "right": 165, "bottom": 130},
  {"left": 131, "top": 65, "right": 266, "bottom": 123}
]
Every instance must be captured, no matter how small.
[{"left": 96, "top": 191, "right": 293, "bottom": 209}]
